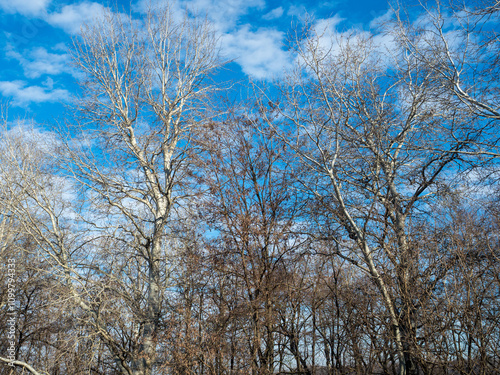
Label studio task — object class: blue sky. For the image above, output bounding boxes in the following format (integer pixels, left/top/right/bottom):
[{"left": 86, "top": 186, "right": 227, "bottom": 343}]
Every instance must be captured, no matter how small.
[{"left": 0, "top": 0, "right": 393, "bottom": 123}]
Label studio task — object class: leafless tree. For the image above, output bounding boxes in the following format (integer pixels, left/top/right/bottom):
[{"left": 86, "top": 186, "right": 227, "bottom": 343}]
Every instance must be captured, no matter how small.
[
  {"left": 258, "top": 13, "right": 491, "bottom": 373},
  {"left": 392, "top": 0, "right": 500, "bottom": 150},
  {"left": 62, "top": 5, "right": 223, "bottom": 374},
  {"left": 200, "top": 108, "right": 307, "bottom": 374},
  {"left": 0, "top": 121, "right": 89, "bottom": 375},
  {"left": 2, "top": 3, "right": 500, "bottom": 375},
  {"left": 0, "top": 5, "right": 222, "bottom": 375}
]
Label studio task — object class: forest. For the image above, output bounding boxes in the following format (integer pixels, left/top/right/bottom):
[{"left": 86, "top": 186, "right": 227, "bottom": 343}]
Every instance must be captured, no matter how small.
[{"left": 0, "top": 1, "right": 499, "bottom": 375}]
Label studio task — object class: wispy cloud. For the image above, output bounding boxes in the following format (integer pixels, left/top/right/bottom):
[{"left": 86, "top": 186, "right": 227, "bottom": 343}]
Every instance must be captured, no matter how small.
[
  {"left": 6, "top": 47, "right": 73, "bottom": 78},
  {"left": 369, "top": 9, "right": 394, "bottom": 29},
  {"left": 45, "top": 1, "right": 108, "bottom": 34},
  {"left": 221, "top": 26, "right": 291, "bottom": 80},
  {"left": 287, "top": 4, "right": 308, "bottom": 19},
  {"left": 263, "top": 6, "right": 283, "bottom": 21},
  {"left": 313, "top": 14, "right": 345, "bottom": 35},
  {"left": 186, "top": 0, "right": 265, "bottom": 31},
  {"left": 0, "top": 80, "right": 70, "bottom": 106},
  {"left": 135, "top": 0, "right": 265, "bottom": 32},
  {"left": 0, "top": 0, "right": 50, "bottom": 17}
]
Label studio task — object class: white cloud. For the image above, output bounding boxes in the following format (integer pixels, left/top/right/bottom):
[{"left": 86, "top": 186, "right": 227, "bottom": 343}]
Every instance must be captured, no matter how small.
[
  {"left": 135, "top": 0, "right": 265, "bottom": 32},
  {"left": 42, "top": 76, "right": 54, "bottom": 89},
  {"left": 371, "top": 32, "right": 397, "bottom": 54},
  {"left": 6, "top": 47, "right": 72, "bottom": 78},
  {"left": 291, "top": 14, "right": 397, "bottom": 78},
  {"left": 291, "top": 15, "right": 346, "bottom": 62},
  {"left": 0, "top": 123, "right": 79, "bottom": 222},
  {"left": 369, "top": 9, "right": 394, "bottom": 29},
  {"left": 0, "top": 0, "right": 50, "bottom": 16},
  {"left": 263, "top": 6, "right": 283, "bottom": 21},
  {"left": 188, "top": 0, "right": 265, "bottom": 31},
  {"left": 313, "top": 14, "right": 345, "bottom": 36},
  {"left": 0, "top": 80, "right": 70, "bottom": 106},
  {"left": 1, "top": 121, "right": 62, "bottom": 156},
  {"left": 287, "top": 4, "right": 307, "bottom": 19},
  {"left": 221, "top": 26, "right": 291, "bottom": 80},
  {"left": 306, "top": 14, "right": 397, "bottom": 60},
  {"left": 45, "top": 2, "right": 108, "bottom": 34}
]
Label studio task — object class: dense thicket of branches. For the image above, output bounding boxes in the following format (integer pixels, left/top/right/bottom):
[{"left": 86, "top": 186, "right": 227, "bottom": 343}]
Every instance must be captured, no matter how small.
[{"left": 1, "top": 1, "right": 499, "bottom": 375}]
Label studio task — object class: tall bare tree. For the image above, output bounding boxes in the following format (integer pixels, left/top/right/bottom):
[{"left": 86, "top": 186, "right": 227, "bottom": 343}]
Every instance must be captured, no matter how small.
[
  {"left": 0, "top": 121, "right": 86, "bottom": 375},
  {"left": 259, "top": 15, "right": 489, "bottom": 374},
  {"left": 392, "top": 0, "right": 500, "bottom": 146},
  {"left": 2, "top": 2, "right": 499, "bottom": 375},
  {"left": 63, "top": 5, "right": 223, "bottom": 374},
  {"left": 0, "top": 6, "right": 224, "bottom": 375},
  {"left": 201, "top": 110, "right": 304, "bottom": 375}
]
